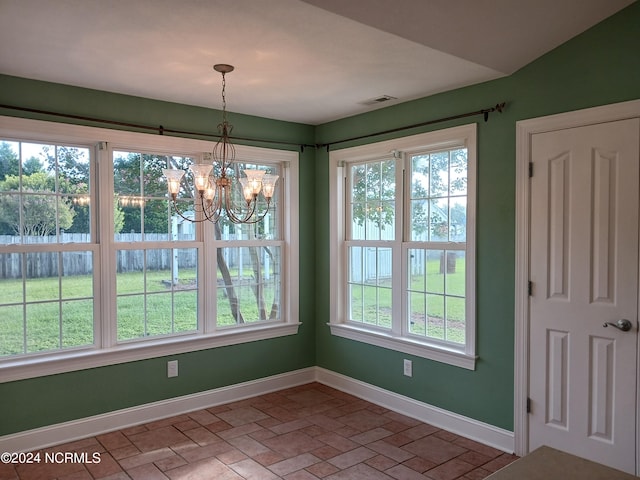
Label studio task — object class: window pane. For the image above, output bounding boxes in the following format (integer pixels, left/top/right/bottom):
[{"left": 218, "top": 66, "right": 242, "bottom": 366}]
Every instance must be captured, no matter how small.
[
  {"left": 116, "top": 251, "right": 145, "bottom": 294},
  {"left": 349, "top": 246, "right": 363, "bottom": 283},
  {"left": 113, "top": 152, "right": 141, "bottom": 197},
  {"left": 61, "top": 299, "right": 94, "bottom": 348},
  {"left": 0, "top": 253, "right": 23, "bottom": 304},
  {"left": 445, "top": 251, "right": 465, "bottom": 296},
  {"left": 57, "top": 146, "right": 91, "bottom": 241},
  {"left": 426, "top": 250, "right": 445, "bottom": 294},
  {"left": 65, "top": 195, "right": 91, "bottom": 240},
  {"left": 23, "top": 194, "right": 58, "bottom": 237},
  {"left": 61, "top": 251, "right": 93, "bottom": 299},
  {"left": 25, "top": 251, "right": 59, "bottom": 302},
  {"left": 26, "top": 301, "right": 60, "bottom": 353},
  {"left": 411, "top": 155, "right": 429, "bottom": 198},
  {"left": 0, "top": 304, "right": 24, "bottom": 357},
  {"left": 429, "top": 198, "right": 449, "bottom": 242},
  {"left": 362, "top": 285, "right": 378, "bottom": 325},
  {"left": 349, "top": 284, "right": 363, "bottom": 322},
  {"left": 216, "top": 246, "right": 281, "bottom": 326},
  {"left": 407, "top": 248, "right": 465, "bottom": 345},
  {"left": 174, "top": 291, "right": 198, "bottom": 333},
  {"left": 449, "top": 149, "right": 467, "bottom": 196},
  {"left": 446, "top": 296, "right": 465, "bottom": 344},
  {"left": 426, "top": 294, "right": 445, "bottom": 340},
  {"left": 169, "top": 201, "right": 197, "bottom": 241},
  {"left": 450, "top": 197, "right": 467, "bottom": 242},
  {"left": 378, "top": 286, "right": 392, "bottom": 328},
  {"left": 408, "top": 290, "right": 425, "bottom": 335},
  {"left": 347, "top": 246, "right": 391, "bottom": 329},
  {"left": 146, "top": 293, "right": 173, "bottom": 336},
  {"left": 410, "top": 199, "right": 429, "bottom": 241},
  {"left": 144, "top": 199, "right": 170, "bottom": 236},
  {"left": 350, "top": 160, "right": 395, "bottom": 241},
  {"left": 429, "top": 151, "right": 449, "bottom": 196},
  {"left": 117, "top": 295, "right": 145, "bottom": 341}
]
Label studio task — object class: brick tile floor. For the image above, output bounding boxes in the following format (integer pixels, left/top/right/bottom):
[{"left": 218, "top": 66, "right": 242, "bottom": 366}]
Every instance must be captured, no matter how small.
[{"left": 3, "top": 382, "right": 518, "bottom": 479}]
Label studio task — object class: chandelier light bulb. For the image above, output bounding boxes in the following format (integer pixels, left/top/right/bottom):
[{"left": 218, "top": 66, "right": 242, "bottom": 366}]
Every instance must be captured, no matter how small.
[{"left": 162, "top": 168, "right": 185, "bottom": 196}]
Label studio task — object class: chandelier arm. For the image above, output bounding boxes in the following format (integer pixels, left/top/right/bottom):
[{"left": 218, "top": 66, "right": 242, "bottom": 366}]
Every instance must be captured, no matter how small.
[
  {"left": 170, "top": 197, "right": 212, "bottom": 223},
  {"left": 227, "top": 200, "right": 272, "bottom": 225},
  {"left": 223, "top": 185, "right": 252, "bottom": 224},
  {"left": 198, "top": 193, "right": 221, "bottom": 223},
  {"left": 221, "top": 180, "right": 272, "bottom": 225}
]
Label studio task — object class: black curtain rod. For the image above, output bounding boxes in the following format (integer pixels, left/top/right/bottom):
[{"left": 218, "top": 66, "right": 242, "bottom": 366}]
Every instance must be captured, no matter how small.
[
  {"left": 0, "top": 104, "right": 315, "bottom": 151},
  {"left": 1, "top": 102, "right": 506, "bottom": 153},
  {"left": 318, "top": 102, "right": 506, "bottom": 150}
]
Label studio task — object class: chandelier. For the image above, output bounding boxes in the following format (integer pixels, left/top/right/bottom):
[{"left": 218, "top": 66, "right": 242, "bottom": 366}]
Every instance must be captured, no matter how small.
[{"left": 162, "top": 64, "right": 278, "bottom": 224}]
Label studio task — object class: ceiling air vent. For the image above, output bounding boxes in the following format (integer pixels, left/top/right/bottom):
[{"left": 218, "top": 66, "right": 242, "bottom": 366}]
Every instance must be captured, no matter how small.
[{"left": 359, "top": 95, "right": 397, "bottom": 106}]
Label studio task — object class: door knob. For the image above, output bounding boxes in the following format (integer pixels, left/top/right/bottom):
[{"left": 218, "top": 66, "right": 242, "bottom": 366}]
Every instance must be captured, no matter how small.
[{"left": 602, "top": 319, "right": 633, "bottom": 332}]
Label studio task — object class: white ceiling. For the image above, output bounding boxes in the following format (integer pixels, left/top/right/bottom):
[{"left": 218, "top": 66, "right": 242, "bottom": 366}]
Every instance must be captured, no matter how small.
[{"left": 0, "top": 0, "right": 634, "bottom": 125}]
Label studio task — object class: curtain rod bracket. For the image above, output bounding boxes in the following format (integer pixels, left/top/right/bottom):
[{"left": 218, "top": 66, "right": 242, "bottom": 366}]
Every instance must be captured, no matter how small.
[{"left": 483, "top": 102, "right": 506, "bottom": 122}]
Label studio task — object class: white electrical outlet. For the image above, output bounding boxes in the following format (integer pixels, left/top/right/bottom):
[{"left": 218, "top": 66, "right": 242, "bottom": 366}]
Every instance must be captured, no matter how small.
[
  {"left": 403, "top": 359, "right": 412, "bottom": 377},
  {"left": 167, "top": 360, "right": 178, "bottom": 378}
]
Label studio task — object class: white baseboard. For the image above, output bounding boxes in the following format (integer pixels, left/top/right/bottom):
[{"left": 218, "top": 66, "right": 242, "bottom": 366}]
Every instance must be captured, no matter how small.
[
  {"left": 0, "top": 367, "right": 316, "bottom": 453},
  {"left": 1, "top": 366, "right": 514, "bottom": 454},
  {"left": 315, "top": 368, "right": 514, "bottom": 453}
]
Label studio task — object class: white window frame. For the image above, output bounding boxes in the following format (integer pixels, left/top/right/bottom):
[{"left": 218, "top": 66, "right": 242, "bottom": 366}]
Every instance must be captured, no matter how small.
[
  {"left": 0, "top": 116, "right": 300, "bottom": 382},
  {"left": 329, "top": 124, "right": 477, "bottom": 370}
]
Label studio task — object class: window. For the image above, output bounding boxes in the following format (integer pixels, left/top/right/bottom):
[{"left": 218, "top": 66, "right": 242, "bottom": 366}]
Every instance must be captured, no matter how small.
[
  {"left": 0, "top": 116, "right": 299, "bottom": 381},
  {"left": 329, "top": 124, "right": 476, "bottom": 369},
  {"left": 0, "top": 141, "right": 96, "bottom": 356}
]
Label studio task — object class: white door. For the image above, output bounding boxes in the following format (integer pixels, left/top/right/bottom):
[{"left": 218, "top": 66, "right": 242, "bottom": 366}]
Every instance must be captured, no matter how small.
[{"left": 529, "top": 118, "right": 640, "bottom": 474}]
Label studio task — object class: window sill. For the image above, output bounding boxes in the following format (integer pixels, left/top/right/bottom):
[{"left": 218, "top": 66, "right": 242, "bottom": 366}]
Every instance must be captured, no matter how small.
[
  {"left": 0, "top": 322, "right": 301, "bottom": 383},
  {"left": 328, "top": 323, "right": 476, "bottom": 370}
]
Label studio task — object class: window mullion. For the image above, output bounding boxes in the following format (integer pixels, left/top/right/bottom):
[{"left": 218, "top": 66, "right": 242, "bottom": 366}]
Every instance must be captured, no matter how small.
[
  {"left": 203, "top": 222, "right": 217, "bottom": 333},
  {"left": 392, "top": 154, "right": 405, "bottom": 335},
  {"left": 98, "top": 141, "right": 115, "bottom": 348}
]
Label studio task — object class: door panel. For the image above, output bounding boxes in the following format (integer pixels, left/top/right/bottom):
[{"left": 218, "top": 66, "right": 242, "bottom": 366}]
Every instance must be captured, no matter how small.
[{"left": 529, "top": 119, "right": 639, "bottom": 474}]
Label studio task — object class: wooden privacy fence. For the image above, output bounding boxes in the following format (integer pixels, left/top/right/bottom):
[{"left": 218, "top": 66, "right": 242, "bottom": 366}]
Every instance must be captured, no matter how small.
[{"left": 0, "top": 233, "right": 198, "bottom": 278}]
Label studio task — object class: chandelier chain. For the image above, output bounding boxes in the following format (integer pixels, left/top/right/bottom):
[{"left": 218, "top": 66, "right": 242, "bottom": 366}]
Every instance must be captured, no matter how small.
[{"left": 220, "top": 71, "right": 228, "bottom": 125}]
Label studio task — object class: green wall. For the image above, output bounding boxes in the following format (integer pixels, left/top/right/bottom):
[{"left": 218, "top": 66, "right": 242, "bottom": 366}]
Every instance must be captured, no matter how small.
[
  {"left": 0, "top": 1, "right": 639, "bottom": 437},
  {"left": 0, "top": 78, "right": 317, "bottom": 436},
  {"left": 314, "top": 1, "right": 640, "bottom": 431}
]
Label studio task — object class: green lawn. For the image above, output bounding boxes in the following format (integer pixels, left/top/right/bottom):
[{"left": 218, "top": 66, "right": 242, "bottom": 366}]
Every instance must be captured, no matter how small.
[
  {"left": 349, "top": 256, "right": 466, "bottom": 344},
  {"left": 0, "top": 268, "right": 278, "bottom": 357}
]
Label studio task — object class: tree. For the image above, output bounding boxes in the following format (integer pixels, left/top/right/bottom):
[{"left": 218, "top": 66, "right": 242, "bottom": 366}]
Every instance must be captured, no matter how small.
[
  {"left": 350, "top": 159, "right": 396, "bottom": 233},
  {"left": 21, "top": 156, "right": 43, "bottom": 176},
  {"left": 0, "top": 141, "right": 19, "bottom": 181},
  {"left": 349, "top": 150, "right": 467, "bottom": 241},
  {"left": 114, "top": 152, "right": 175, "bottom": 234},
  {"left": 44, "top": 145, "right": 93, "bottom": 234},
  {"left": 0, "top": 173, "right": 74, "bottom": 236}
]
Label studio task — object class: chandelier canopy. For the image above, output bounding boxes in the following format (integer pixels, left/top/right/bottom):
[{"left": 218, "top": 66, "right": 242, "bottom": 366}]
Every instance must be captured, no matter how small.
[{"left": 163, "top": 64, "right": 278, "bottom": 224}]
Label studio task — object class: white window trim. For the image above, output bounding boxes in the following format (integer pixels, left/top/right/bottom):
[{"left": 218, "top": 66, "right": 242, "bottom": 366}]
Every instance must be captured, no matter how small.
[
  {"left": 329, "top": 124, "right": 477, "bottom": 370},
  {"left": 0, "top": 116, "right": 300, "bottom": 383}
]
